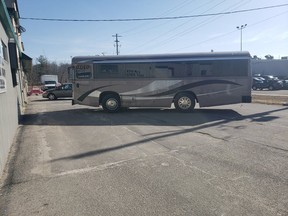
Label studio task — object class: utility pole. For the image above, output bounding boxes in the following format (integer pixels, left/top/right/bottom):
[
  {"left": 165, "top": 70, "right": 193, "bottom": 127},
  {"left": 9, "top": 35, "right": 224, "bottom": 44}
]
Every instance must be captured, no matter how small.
[
  {"left": 236, "top": 24, "right": 247, "bottom": 51},
  {"left": 112, "top": 33, "right": 122, "bottom": 55}
]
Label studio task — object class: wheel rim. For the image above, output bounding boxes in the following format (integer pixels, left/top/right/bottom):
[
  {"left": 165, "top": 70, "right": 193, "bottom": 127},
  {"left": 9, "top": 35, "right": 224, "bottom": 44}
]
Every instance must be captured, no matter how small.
[
  {"left": 106, "top": 99, "right": 118, "bottom": 110},
  {"left": 178, "top": 96, "right": 192, "bottom": 110},
  {"left": 49, "top": 94, "right": 55, "bottom": 100}
]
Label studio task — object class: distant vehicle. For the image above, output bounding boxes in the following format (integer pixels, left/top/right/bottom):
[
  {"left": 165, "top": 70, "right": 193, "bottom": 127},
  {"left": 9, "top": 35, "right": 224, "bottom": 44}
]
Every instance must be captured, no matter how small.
[
  {"left": 252, "top": 77, "right": 266, "bottom": 90},
  {"left": 68, "top": 52, "right": 252, "bottom": 112},
  {"left": 41, "top": 75, "right": 59, "bottom": 90},
  {"left": 282, "top": 79, "right": 288, "bottom": 89},
  {"left": 42, "top": 83, "right": 73, "bottom": 100},
  {"left": 42, "top": 80, "right": 57, "bottom": 91},
  {"left": 27, "top": 86, "right": 43, "bottom": 96},
  {"left": 252, "top": 75, "right": 283, "bottom": 90}
]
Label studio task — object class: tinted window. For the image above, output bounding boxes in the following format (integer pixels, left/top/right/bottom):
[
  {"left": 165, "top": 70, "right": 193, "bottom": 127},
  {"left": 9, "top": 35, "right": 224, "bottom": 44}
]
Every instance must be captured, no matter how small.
[
  {"left": 94, "top": 63, "right": 153, "bottom": 78},
  {"left": 94, "top": 64, "right": 121, "bottom": 78},
  {"left": 125, "top": 63, "right": 152, "bottom": 78},
  {"left": 75, "top": 64, "right": 92, "bottom": 79},
  {"left": 93, "top": 60, "right": 248, "bottom": 79},
  {"left": 189, "top": 60, "right": 248, "bottom": 77},
  {"left": 211, "top": 60, "right": 248, "bottom": 76}
]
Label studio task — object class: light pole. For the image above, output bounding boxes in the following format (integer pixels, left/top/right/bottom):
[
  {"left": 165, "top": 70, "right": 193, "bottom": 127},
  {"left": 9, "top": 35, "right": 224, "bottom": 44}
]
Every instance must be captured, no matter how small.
[{"left": 236, "top": 24, "right": 247, "bottom": 51}]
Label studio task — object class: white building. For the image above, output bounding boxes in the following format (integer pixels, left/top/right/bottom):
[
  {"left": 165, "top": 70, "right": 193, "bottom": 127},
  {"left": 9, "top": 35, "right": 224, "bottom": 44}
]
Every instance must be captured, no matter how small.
[
  {"left": 0, "top": 0, "right": 31, "bottom": 177},
  {"left": 251, "top": 59, "right": 288, "bottom": 78}
]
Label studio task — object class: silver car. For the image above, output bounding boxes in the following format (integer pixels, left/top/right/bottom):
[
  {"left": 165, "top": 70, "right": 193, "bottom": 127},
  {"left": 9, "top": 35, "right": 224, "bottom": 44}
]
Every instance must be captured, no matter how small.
[{"left": 42, "top": 83, "right": 73, "bottom": 100}]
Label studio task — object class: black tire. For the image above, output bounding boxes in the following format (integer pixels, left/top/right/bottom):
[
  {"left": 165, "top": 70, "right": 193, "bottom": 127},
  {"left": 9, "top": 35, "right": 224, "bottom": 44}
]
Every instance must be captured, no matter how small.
[
  {"left": 252, "top": 86, "right": 257, "bottom": 90},
  {"left": 174, "top": 93, "right": 196, "bottom": 112},
  {"left": 48, "top": 93, "right": 56, "bottom": 100},
  {"left": 102, "top": 94, "right": 121, "bottom": 113},
  {"left": 268, "top": 85, "right": 274, "bottom": 91}
]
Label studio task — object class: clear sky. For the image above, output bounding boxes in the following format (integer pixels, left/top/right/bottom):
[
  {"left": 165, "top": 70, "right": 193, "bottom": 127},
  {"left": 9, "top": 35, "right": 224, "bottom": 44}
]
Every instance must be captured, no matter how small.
[{"left": 18, "top": 0, "right": 288, "bottom": 63}]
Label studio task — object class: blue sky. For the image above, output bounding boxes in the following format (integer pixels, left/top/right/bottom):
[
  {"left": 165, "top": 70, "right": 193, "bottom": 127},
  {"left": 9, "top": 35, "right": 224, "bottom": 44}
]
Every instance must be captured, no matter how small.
[{"left": 18, "top": 0, "right": 288, "bottom": 63}]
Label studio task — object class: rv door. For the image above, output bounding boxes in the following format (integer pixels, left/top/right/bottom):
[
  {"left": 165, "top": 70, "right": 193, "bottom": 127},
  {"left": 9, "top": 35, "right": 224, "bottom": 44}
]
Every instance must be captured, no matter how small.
[{"left": 68, "top": 66, "right": 75, "bottom": 82}]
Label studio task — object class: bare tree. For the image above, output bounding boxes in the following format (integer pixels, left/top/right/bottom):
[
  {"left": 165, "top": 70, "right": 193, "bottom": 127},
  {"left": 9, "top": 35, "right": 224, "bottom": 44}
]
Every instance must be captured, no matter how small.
[{"left": 28, "top": 55, "right": 71, "bottom": 86}]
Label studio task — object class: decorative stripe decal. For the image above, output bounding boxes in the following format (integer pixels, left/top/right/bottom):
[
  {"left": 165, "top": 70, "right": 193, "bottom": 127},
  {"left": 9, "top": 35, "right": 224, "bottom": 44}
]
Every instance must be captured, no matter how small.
[
  {"left": 77, "top": 85, "right": 116, "bottom": 101},
  {"left": 77, "top": 80, "right": 241, "bottom": 101},
  {"left": 121, "top": 80, "right": 182, "bottom": 96},
  {"left": 147, "top": 80, "right": 241, "bottom": 97}
]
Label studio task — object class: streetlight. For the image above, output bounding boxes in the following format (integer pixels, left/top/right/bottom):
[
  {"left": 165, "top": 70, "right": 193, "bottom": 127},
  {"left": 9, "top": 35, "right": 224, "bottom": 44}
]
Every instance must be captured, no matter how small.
[{"left": 236, "top": 24, "right": 247, "bottom": 51}]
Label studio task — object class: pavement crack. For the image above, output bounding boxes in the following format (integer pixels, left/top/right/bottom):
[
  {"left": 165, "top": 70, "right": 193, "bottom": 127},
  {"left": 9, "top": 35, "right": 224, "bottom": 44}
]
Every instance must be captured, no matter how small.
[{"left": 196, "top": 131, "right": 229, "bottom": 141}]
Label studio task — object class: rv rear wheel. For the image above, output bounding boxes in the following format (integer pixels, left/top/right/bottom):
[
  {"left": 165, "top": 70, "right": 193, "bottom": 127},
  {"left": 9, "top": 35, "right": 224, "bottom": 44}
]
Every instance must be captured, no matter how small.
[
  {"left": 102, "top": 94, "right": 121, "bottom": 113},
  {"left": 268, "top": 85, "right": 274, "bottom": 91},
  {"left": 174, "top": 93, "right": 195, "bottom": 112}
]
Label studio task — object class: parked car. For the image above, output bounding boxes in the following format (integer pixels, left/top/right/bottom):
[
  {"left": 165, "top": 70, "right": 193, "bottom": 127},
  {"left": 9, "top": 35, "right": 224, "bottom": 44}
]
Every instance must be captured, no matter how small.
[
  {"left": 252, "top": 75, "right": 283, "bottom": 90},
  {"left": 252, "top": 77, "right": 266, "bottom": 90},
  {"left": 282, "top": 79, "right": 288, "bottom": 89},
  {"left": 41, "top": 80, "right": 58, "bottom": 91},
  {"left": 42, "top": 83, "right": 73, "bottom": 100}
]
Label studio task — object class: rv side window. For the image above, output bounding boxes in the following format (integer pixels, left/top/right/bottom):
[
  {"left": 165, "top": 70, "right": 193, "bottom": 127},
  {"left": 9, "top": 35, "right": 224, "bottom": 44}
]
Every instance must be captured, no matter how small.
[
  {"left": 212, "top": 60, "right": 248, "bottom": 76},
  {"left": 125, "top": 63, "right": 152, "bottom": 78},
  {"left": 75, "top": 64, "right": 92, "bottom": 79},
  {"left": 191, "top": 63, "right": 213, "bottom": 77},
  {"left": 94, "top": 64, "right": 121, "bottom": 78},
  {"left": 94, "top": 63, "right": 154, "bottom": 78}
]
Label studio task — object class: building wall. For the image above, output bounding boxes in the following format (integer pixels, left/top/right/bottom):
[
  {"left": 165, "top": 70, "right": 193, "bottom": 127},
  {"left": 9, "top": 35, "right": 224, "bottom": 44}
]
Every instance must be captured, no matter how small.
[
  {"left": 251, "top": 59, "right": 288, "bottom": 78},
  {"left": 0, "top": 21, "right": 19, "bottom": 176}
]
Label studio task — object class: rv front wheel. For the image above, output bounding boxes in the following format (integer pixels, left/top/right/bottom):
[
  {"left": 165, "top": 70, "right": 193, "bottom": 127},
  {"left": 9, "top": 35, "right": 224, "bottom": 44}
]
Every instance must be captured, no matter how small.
[
  {"left": 174, "top": 93, "right": 195, "bottom": 112},
  {"left": 102, "top": 94, "right": 121, "bottom": 113}
]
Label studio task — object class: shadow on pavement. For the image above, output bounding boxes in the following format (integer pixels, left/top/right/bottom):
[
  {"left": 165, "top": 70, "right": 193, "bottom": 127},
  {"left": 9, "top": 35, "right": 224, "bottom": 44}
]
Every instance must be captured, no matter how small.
[
  {"left": 47, "top": 107, "right": 288, "bottom": 162},
  {"left": 19, "top": 99, "right": 288, "bottom": 161},
  {"left": 21, "top": 108, "right": 242, "bottom": 127}
]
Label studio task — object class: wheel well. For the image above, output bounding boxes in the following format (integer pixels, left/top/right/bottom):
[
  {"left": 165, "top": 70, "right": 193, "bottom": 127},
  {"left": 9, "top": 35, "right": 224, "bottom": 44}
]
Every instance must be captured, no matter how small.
[
  {"left": 173, "top": 91, "right": 198, "bottom": 103},
  {"left": 99, "top": 91, "right": 120, "bottom": 105}
]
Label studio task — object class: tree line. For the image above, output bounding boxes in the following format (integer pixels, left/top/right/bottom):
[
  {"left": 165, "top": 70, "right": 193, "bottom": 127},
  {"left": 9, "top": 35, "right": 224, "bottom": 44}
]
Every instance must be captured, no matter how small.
[{"left": 27, "top": 55, "right": 70, "bottom": 86}]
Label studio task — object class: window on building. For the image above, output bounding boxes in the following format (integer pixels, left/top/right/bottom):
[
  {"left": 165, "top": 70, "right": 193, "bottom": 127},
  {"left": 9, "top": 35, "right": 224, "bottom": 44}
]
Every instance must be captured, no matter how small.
[
  {"left": 0, "top": 41, "right": 3, "bottom": 61},
  {"left": 0, "top": 68, "right": 7, "bottom": 93},
  {"left": 1, "top": 41, "right": 8, "bottom": 61}
]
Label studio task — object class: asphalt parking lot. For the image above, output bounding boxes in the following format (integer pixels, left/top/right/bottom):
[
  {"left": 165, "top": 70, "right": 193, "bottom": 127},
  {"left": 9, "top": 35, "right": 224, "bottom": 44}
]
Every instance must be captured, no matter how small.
[{"left": 1, "top": 96, "right": 288, "bottom": 216}]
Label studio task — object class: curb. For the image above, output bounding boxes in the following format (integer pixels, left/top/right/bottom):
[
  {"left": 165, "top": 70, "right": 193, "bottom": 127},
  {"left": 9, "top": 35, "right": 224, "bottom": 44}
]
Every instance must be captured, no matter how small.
[{"left": 252, "top": 94, "right": 288, "bottom": 106}]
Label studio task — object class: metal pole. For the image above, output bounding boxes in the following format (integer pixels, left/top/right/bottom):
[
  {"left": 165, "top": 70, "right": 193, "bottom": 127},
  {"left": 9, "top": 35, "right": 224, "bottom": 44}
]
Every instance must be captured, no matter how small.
[{"left": 240, "top": 28, "right": 243, "bottom": 51}]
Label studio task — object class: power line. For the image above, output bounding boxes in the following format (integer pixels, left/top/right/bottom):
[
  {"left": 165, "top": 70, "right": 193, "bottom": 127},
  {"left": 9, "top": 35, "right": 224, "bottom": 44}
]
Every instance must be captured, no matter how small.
[
  {"left": 20, "top": 4, "right": 288, "bottom": 22},
  {"left": 120, "top": 0, "right": 197, "bottom": 35},
  {"left": 130, "top": 0, "right": 227, "bottom": 53},
  {"left": 131, "top": 0, "right": 251, "bottom": 53},
  {"left": 170, "top": 10, "right": 288, "bottom": 53}
]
